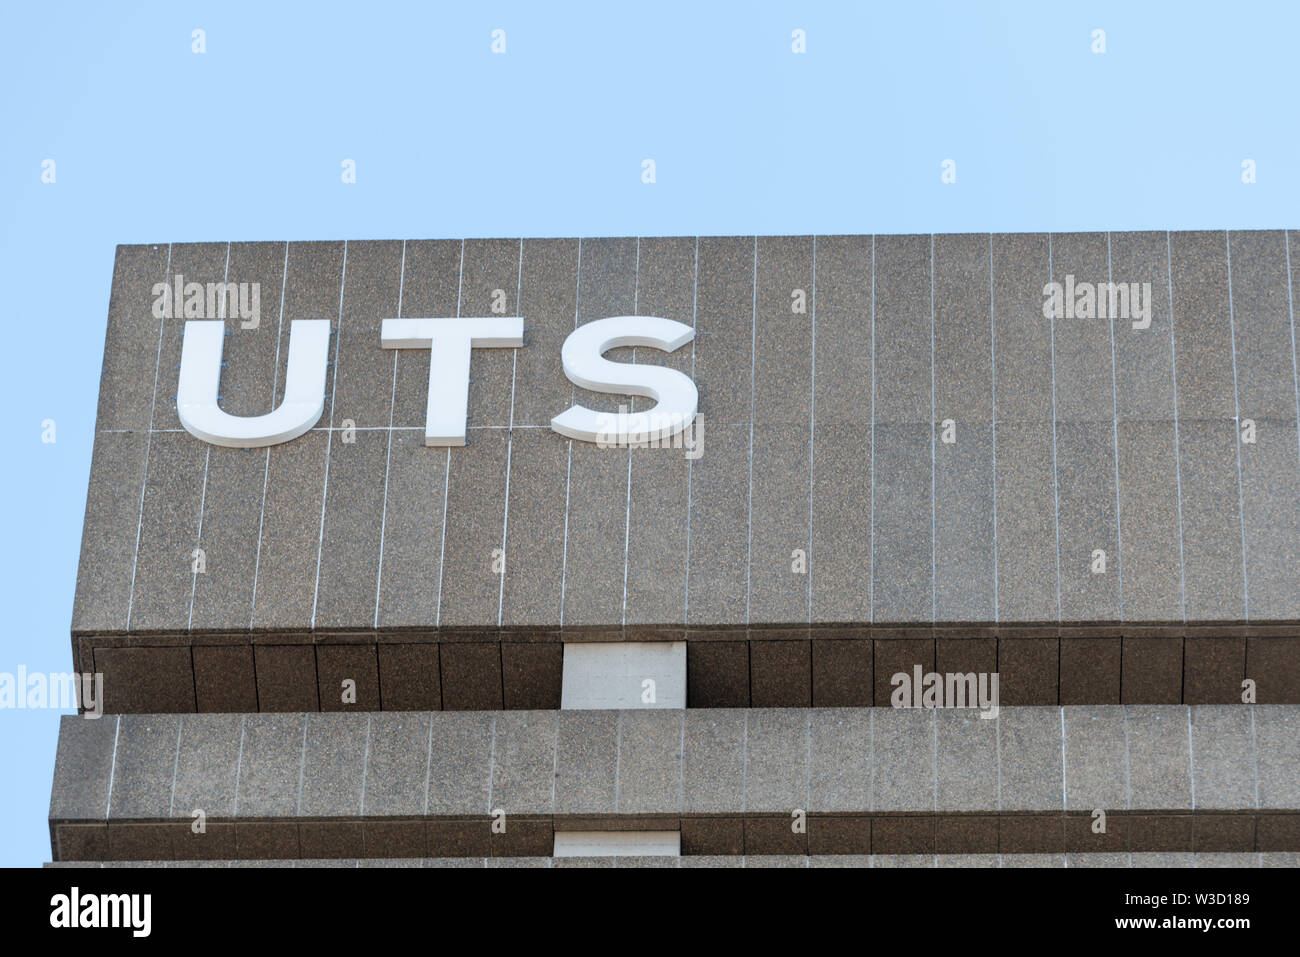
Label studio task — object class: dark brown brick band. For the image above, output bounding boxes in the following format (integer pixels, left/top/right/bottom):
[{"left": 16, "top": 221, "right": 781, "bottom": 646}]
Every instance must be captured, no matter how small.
[
  {"left": 51, "top": 811, "right": 1300, "bottom": 862},
  {"left": 75, "top": 631, "right": 1299, "bottom": 713}
]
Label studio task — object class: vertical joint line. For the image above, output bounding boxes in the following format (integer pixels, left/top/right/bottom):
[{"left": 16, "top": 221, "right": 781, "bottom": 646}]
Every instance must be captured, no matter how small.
[
  {"left": 558, "top": 238, "right": 581, "bottom": 627},
  {"left": 497, "top": 239, "right": 524, "bottom": 628},
  {"left": 1047, "top": 235, "right": 1063, "bottom": 621},
  {"left": 1284, "top": 231, "right": 1300, "bottom": 478},
  {"left": 745, "top": 236, "right": 757, "bottom": 625},
  {"left": 869, "top": 236, "right": 876, "bottom": 621},
  {"left": 808, "top": 236, "right": 816, "bottom": 623},
  {"left": 436, "top": 240, "right": 466, "bottom": 628},
  {"left": 621, "top": 238, "right": 640, "bottom": 626},
  {"left": 989, "top": 234, "right": 999, "bottom": 622},
  {"left": 250, "top": 241, "right": 291, "bottom": 628},
  {"left": 684, "top": 237, "right": 700, "bottom": 624},
  {"left": 126, "top": 244, "right": 173, "bottom": 629},
  {"left": 1166, "top": 232, "right": 1188, "bottom": 621},
  {"left": 311, "top": 241, "right": 349, "bottom": 628},
  {"left": 375, "top": 240, "right": 407, "bottom": 628},
  {"left": 1224, "top": 232, "right": 1250, "bottom": 619},
  {"left": 1106, "top": 233, "right": 1124, "bottom": 617},
  {"left": 930, "top": 234, "right": 937, "bottom": 622}
]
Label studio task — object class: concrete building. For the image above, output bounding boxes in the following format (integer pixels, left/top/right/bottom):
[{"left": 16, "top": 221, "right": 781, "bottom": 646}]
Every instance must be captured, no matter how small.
[{"left": 49, "top": 233, "right": 1300, "bottom": 866}]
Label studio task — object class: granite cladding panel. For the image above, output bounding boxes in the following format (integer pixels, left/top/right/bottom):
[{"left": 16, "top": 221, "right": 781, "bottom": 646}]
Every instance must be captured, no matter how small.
[
  {"left": 75, "top": 232, "right": 1300, "bottom": 646},
  {"left": 52, "top": 707, "right": 1300, "bottom": 862}
]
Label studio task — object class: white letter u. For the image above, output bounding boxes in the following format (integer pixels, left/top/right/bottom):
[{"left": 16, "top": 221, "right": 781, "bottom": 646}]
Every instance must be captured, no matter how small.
[{"left": 177, "top": 319, "right": 330, "bottom": 447}]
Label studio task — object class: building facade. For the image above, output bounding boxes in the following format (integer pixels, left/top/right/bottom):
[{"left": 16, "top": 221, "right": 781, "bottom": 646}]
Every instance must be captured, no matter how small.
[{"left": 49, "top": 233, "right": 1300, "bottom": 865}]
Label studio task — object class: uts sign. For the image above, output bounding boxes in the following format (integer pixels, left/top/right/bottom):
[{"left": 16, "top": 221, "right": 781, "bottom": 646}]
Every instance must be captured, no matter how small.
[{"left": 176, "top": 314, "right": 698, "bottom": 449}]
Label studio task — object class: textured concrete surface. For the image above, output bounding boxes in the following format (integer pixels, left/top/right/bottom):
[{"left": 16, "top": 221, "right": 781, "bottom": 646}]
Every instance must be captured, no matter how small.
[
  {"left": 71, "top": 233, "right": 1300, "bottom": 655},
  {"left": 58, "top": 231, "right": 1300, "bottom": 872},
  {"left": 49, "top": 705, "right": 1300, "bottom": 861}
]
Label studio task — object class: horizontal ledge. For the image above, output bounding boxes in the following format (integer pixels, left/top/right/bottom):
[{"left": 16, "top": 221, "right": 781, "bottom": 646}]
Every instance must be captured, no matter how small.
[
  {"left": 50, "top": 705, "right": 1300, "bottom": 862},
  {"left": 71, "top": 634, "right": 1300, "bottom": 714},
  {"left": 42, "top": 851, "right": 1300, "bottom": 868},
  {"left": 72, "top": 620, "right": 1300, "bottom": 640},
  {"left": 48, "top": 811, "right": 1300, "bottom": 862}
]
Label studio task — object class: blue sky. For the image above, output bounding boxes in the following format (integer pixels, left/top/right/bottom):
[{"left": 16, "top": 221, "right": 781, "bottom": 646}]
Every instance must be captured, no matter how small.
[{"left": 1, "top": 0, "right": 1296, "bottom": 867}]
